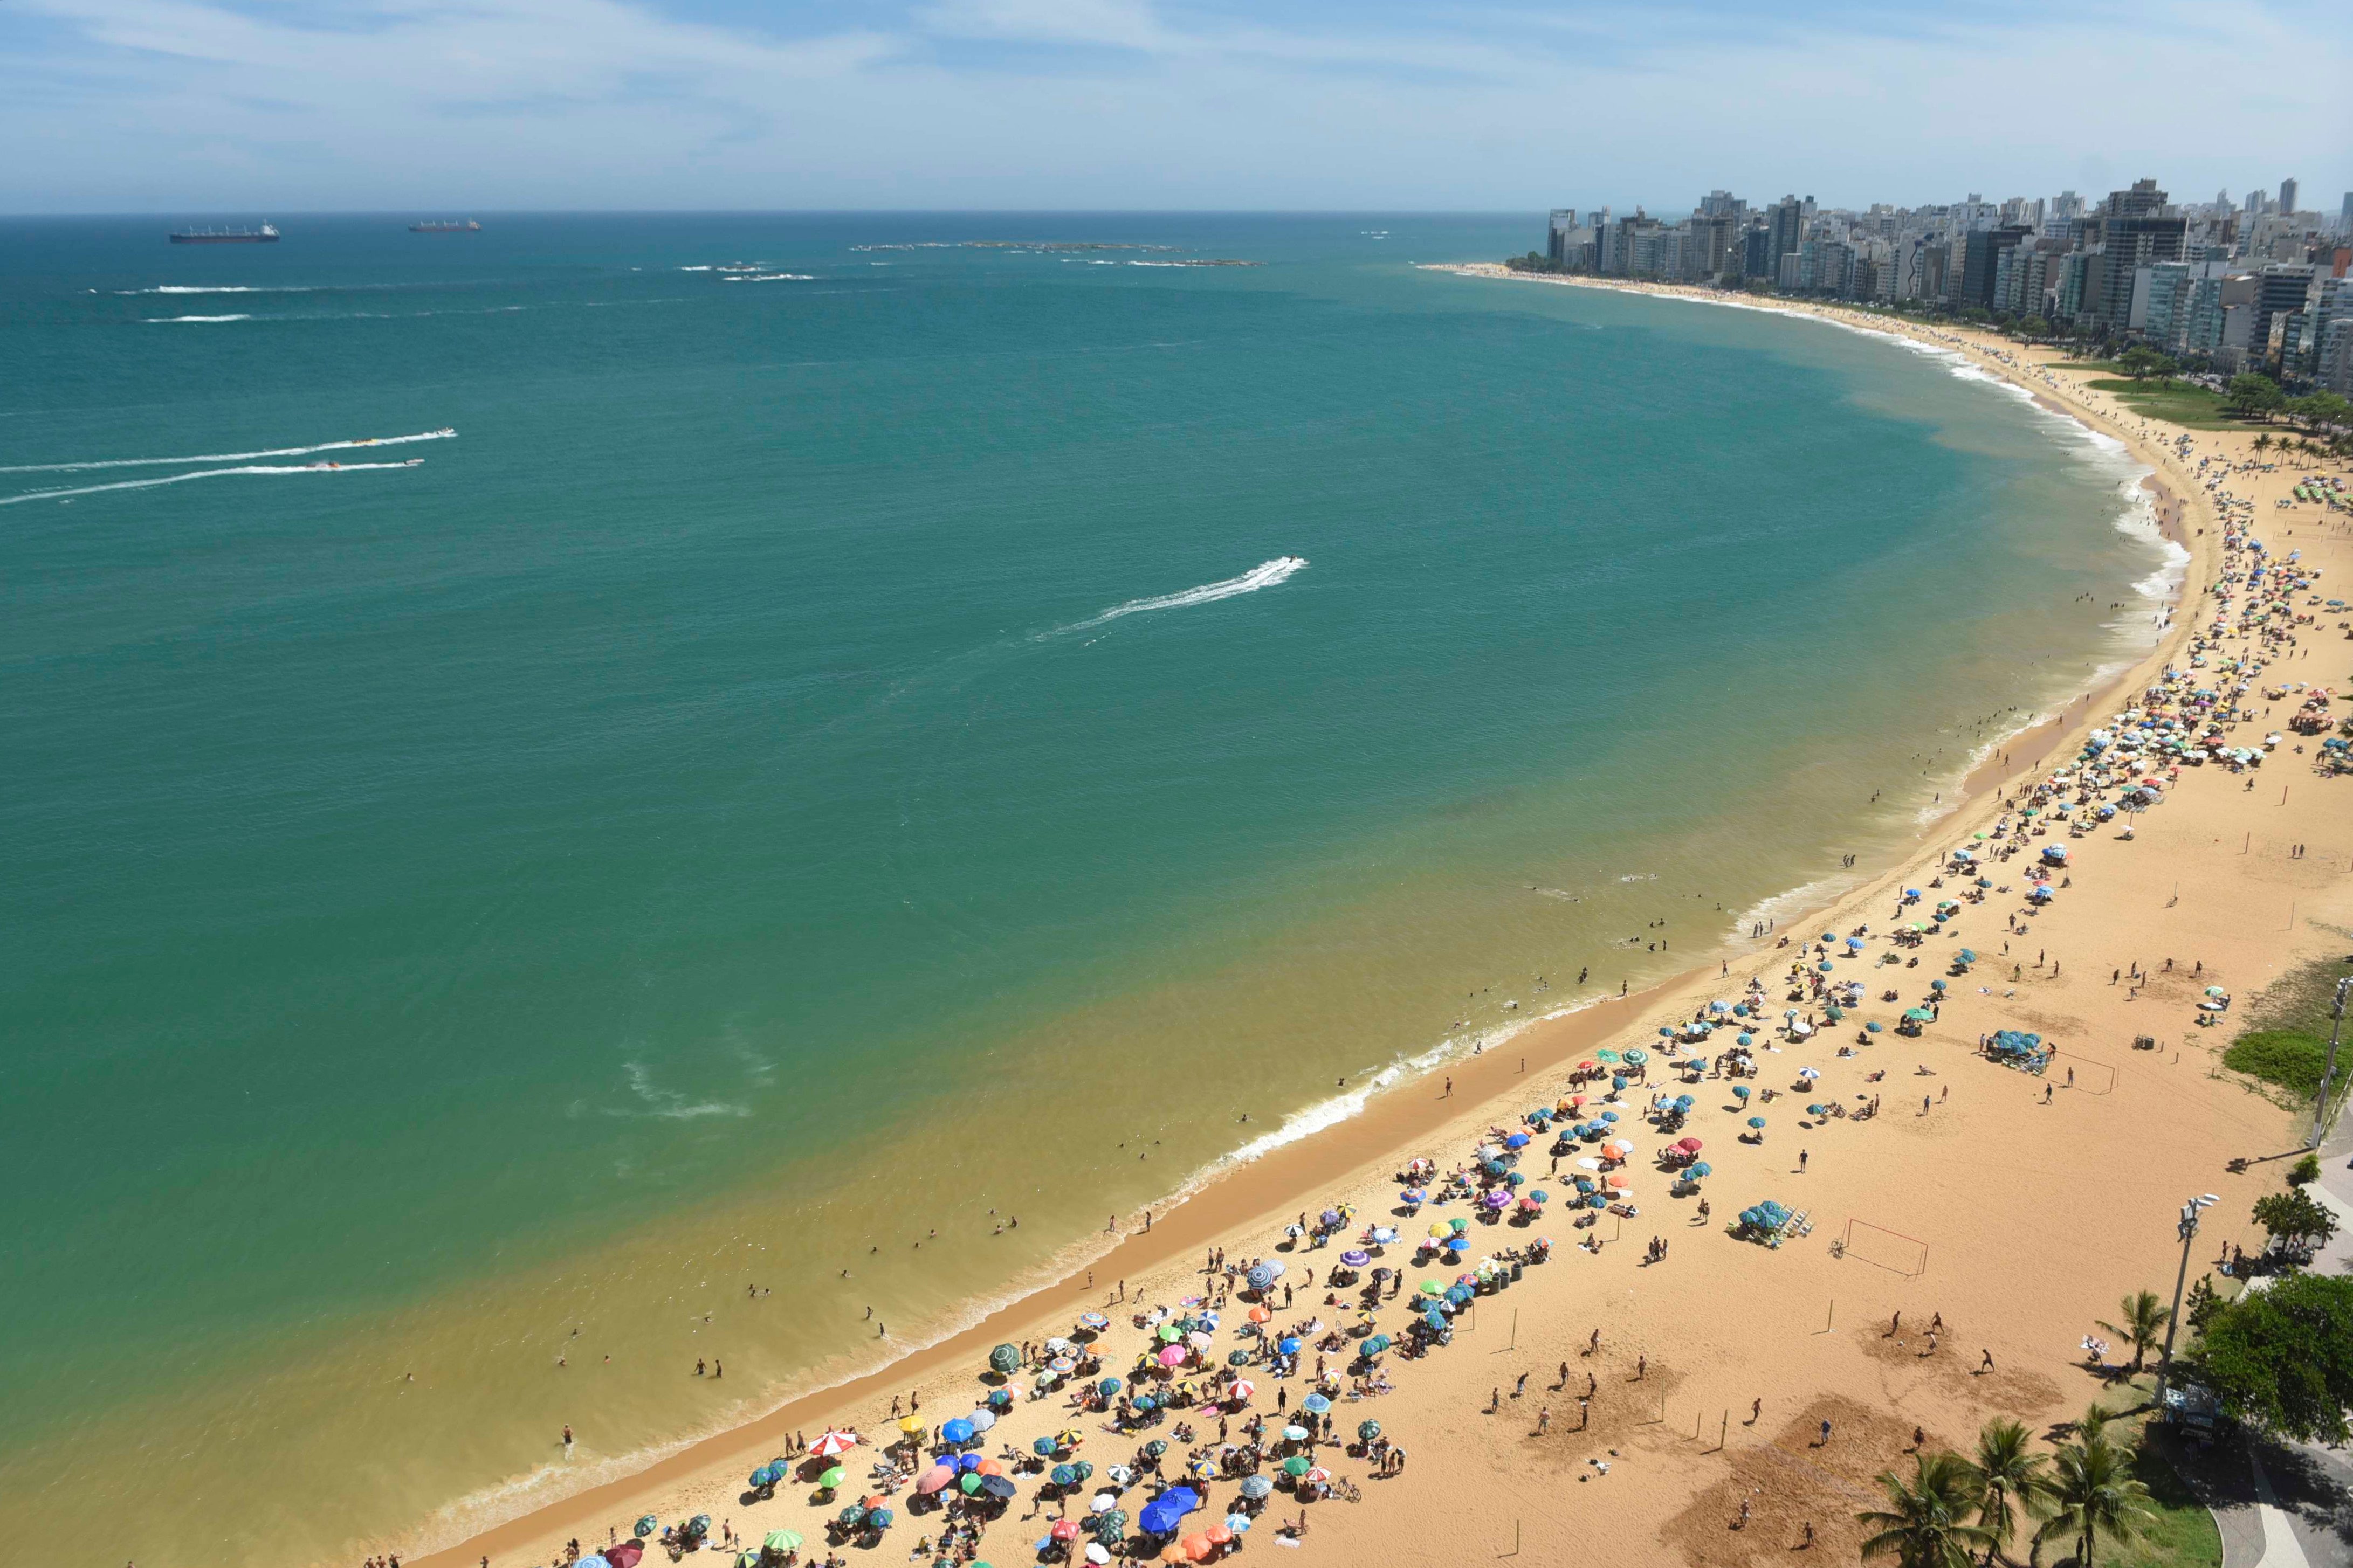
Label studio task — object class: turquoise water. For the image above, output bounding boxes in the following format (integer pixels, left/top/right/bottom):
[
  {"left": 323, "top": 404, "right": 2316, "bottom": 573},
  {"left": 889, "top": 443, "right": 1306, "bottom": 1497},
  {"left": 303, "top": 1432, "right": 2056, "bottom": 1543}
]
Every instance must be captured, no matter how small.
[{"left": 0, "top": 215, "right": 2170, "bottom": 1564}]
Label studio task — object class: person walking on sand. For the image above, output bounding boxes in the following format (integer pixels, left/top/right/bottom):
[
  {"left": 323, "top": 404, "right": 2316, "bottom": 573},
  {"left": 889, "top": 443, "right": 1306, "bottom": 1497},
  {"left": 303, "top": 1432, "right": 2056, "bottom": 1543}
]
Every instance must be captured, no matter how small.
[
  {"left": 1818, "top": 1418, "right": 1833, "bottom": 1447},
  {"left": 1798, "top": 1149, "right": 1808, "bottom": 1173},
  {"left": 1979, "top": 1349, "right": 1996, "bottom": 1374},
  {"left": 1537, "top": 1406, "right": 1551, "bottom": 1435},
  {"left": 1735, "top": 1498, "right": 1751, "bottom": 1530},
  {"left": 1749, "top": 1398, "right": 1762, "bottom": 1425}
]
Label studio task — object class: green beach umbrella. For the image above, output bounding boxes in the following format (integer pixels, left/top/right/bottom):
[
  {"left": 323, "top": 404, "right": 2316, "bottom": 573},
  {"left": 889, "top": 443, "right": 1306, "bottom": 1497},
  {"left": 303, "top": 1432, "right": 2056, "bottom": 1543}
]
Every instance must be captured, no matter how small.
[
  {"left": 959, "top": 1472, "right": 984, "bottom": 1495},
  {"left": 820, "top": 1466, "right": 846, "bottom": 1489},
  {"left": 1282, "top": 1455, "right": 1310, "bottom": 1476},
  {"left": 989, "top": 1343, "right": 1021, "bottom": 1373},
  {"left": 765, "top": 1530, "right": 804, "bottom": 1552}
]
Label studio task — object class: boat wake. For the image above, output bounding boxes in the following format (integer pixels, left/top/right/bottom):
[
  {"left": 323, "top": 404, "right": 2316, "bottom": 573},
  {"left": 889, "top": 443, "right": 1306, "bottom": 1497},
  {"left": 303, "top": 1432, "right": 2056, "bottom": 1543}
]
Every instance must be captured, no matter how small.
[
  {"left": 2, "top": 461, "right": 425, "bottom": 507},
  {"left": 1048, "top": 556, "right": 1309, "bottom": 637},
  {"left": 0, "top": 429, "right": 457, "bottom": 474}
]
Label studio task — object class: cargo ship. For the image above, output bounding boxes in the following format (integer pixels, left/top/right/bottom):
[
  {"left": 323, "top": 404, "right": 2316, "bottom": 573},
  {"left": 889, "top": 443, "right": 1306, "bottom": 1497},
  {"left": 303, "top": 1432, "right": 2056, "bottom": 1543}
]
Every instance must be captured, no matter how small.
[
  {"left": 169, "top": 224, "right": 279, "bottom": 244},
  {"left": 410, "top": 219, "right": 481, "bottom": 233}
]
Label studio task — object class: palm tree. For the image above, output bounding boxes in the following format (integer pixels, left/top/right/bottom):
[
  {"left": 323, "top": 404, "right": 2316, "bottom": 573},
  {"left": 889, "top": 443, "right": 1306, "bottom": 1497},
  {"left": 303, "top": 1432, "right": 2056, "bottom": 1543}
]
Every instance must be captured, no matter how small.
[
  {"left": 1860, "top": 1452, "right": 2000, "bottom": 1568},
  {"left": 2095, "top": 1291, "right": 2170, "bottom": 1374},
  {"left": 2254, "top": 432, "right": 2274, "bottom": 458},
  {"left": 1971, "top": 1418, "right": 2053, "bottom": 1565},
  {"left": 2031, "top": 1424, "right": 2154, "bottom": 1568}
]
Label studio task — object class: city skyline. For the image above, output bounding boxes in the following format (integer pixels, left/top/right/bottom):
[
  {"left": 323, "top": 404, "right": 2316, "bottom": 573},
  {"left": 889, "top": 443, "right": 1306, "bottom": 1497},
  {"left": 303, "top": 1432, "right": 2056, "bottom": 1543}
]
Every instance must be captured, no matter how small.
[{"left": 3, "top": 0, "right": 2349, "bottom": 212}]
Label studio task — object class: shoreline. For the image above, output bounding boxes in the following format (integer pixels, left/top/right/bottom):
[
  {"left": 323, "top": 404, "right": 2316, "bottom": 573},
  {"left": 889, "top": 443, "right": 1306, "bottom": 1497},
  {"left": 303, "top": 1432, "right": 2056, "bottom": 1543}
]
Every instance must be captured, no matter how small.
[{"left": 408, "top": 264, "right": 2248, "bottom": 1568}]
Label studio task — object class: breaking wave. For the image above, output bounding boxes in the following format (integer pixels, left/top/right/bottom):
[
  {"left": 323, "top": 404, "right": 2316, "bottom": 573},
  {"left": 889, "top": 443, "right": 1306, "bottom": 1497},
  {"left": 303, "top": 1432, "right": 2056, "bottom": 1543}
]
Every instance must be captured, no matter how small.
[{"left": 147, "top": 314, "right": 252, "bottom": 323}]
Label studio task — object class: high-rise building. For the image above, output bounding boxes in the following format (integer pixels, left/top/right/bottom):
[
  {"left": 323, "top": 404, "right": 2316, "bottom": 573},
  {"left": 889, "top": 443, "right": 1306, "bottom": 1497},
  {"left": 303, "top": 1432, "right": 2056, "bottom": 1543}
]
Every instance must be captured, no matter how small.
[
  {"left": 2105, "top": 179, "right": 2168, "bottom": 219},
  {"left": 2141, "top": 261, "right": 2194, "bottom": 348},
  {"left": 1765, "top": 196, "right": 1803, "bottom": 276},
  {"left": 2341, "top": 191, "right": 2352, "bottom": 232},
  {"left": 2251, "top": 264, "right": 2315, "bottom": 368},
  {"left": 1961, "top": 225, "right": 2031, "bottom": 308},
  {"left": 1741, "top": 222, "right": 1772, "bottom": 279},
  {"left": 1547, "top": 210, "right": 1579, "bottom": 265},
  {"left": 2279, "top": 178, "right": 2298, "bottom": 215}
]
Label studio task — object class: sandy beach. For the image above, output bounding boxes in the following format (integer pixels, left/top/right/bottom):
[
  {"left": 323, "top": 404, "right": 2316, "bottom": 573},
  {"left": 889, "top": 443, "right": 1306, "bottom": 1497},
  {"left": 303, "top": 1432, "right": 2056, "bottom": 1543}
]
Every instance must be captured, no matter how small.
[{"left": 405, "top": 269, "right": 2353, "bottom": 1568}]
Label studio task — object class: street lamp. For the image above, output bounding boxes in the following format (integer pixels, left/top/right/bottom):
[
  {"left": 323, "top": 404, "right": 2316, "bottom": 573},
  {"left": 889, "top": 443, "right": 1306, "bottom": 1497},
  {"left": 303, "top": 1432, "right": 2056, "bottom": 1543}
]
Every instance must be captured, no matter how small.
[
  {"left": 2306, "top": 975, "right": 2350, "bottom": 1150},
  {"left": 2153, "top": 1193, "right": 2220, "bottom": 1414}
]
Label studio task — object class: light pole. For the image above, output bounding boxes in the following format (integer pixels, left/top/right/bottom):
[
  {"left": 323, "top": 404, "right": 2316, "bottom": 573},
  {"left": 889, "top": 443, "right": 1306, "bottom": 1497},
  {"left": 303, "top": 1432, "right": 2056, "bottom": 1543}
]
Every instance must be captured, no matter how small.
[
  {"left": 2153, "top": 1193, "right": 2219, "bottom": 1415},
  {"left": 2306, "top": 976, "right": 2350, "bottom": 1150}
]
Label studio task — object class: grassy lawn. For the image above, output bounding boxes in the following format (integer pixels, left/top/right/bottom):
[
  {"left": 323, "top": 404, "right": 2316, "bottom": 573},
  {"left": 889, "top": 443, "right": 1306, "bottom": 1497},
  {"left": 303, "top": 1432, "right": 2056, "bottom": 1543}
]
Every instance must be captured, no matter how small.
[
  {"left": 2101, "top": 1442, "right": 2225, "bottom": 1568},
  {"left": 2221, "top": 954, "right": 2353, "bottom": 1109},
  {"left": 2083, "top": 378, "right": 2244, "bottom": 430}
]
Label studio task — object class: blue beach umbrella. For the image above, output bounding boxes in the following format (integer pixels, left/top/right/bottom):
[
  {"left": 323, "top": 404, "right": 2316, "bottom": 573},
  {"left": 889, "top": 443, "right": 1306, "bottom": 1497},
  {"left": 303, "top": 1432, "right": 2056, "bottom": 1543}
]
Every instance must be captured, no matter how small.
[
  {"left": 941, "top": 1418, "right": 975, "bottom": 1446},
  {"left": 1747, "top": 1116, "right": 1766, "bottom": 1128}
]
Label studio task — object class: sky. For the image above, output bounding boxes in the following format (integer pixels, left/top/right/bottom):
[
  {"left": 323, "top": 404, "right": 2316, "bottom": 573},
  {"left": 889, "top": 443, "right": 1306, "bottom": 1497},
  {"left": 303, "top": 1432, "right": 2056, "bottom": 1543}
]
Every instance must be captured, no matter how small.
[{"left": 2, "top": 0, "right": 2349, "bottom": 213}]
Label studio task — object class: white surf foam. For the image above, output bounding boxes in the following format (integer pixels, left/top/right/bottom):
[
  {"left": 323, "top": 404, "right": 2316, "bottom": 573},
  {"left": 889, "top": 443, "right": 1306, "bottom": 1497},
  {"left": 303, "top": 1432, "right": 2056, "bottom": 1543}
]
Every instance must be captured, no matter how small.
[
  {"left": 0, "top": 429, "right": 456, "bottom": 474},
  {"left": 2, "top": 461, "right": 424, "bottom": 507},
  {"left": 147, "top": 313, "right": 252, "bottom": 323},
  {"left": 116, "top": 285, "right": 315, "bottom": 295},
  {"left": 1051, "top": 556, "right": 1309, "bottom": 636}
]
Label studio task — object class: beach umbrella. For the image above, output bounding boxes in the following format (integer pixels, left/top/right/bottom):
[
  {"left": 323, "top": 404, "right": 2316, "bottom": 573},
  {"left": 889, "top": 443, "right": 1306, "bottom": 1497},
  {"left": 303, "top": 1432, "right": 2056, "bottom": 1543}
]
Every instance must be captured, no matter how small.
[
  {"left": 1732, "top": 1085, "right": 1750, "bottom": 1100},
  {"left": 820, "top": 1467, "right": 847, "bottom": 1490},
  {"left": 1224, "top": 1349, "right": 1252, "bottom": 1367},
  {"left": 1035, "top": 1436, "right": 1060, "bottom": 1458},
  {"left": 690, "top": 1516, "right": 712, "bottom": 1538},
  {"left": 1228, "top": 1377, "right": 1256, "bottom": 1403},
  {"left": 1676, "top": 1136, "right": 1703, "bottom": 1151},
  {"left": 1526, "top": 1190, "right": 1548, "bottom": 1205},
  {"left": 1142, "top": 1439, "right": 1170, "bottom": 1459},
  {"left": 869, "top": 1508, "right": 896, "bottom": 1531},
  {"left": 1282, "top": 1456, "right": 1311, "bottom": 1477},
  {"left": 607, "top": 1546, "right": 643, "bottom": 1568},
  {"left": 1157, "top": 1323, "right": 1183, "bottom": 1343},
  {"left": 1399, "top": 1187, "right": 1426, "bottom": 1205},
  {"left": 980, "top": 1474, "right": 1018, "bottom": 1501},
  {"left": 1245, "top": 1265, "right": 1275, "bottom": 1290},
  {"left": 989, "top": 1343, "right": 1021, "bottom": 1374},
  {"left": 957, "top": 1472, "right": 983, "bottom": 1496},
  {"left": 1364, "top": 1334, "right": 1392, "bottom": 1353},
  {"left": 1092, "top": 1493, "right": 1119, "bottom": 1514},
  {"left": 1797, "top": 1067, "right": 1820, "bottom": 1080},
  {"left": 1747, "top": 1116, "right": 1766, "bottom": 1129},
  {"left": 1240, "top": 1475, "right": 1274, "bottom": 1500},
  {"left": 1359, "top": 1419, "right": 1382, "bottom": 1441},
  {"left": 1282, "top": 1423, "right": 1310, "bottom": 1441},
  {"left": 1278, "top": 1336, "right": 1302, "bottom": 1354},
  {"left": 1866, "top": 1020, "right": 1883, "bottom": 1033},
  {"left": 837, "top": 1505, "right": 868, "bottom": 1529},
  {"left": 1099, "top": 1376, "right": 1125, "bottom": 1397},
  {"left": 1139, "top": 1487, "right": 1200, "bottom": 1536},
  {"left": 1052, "top": 1519, "right": 1083, "bottom": 1543},
  {"left": 1689, "top": 1162, "right": 1711, "bottom": 1177},
  {"left": 1078, "top": 1311, "right": 1110, "bottom": 1330},
  {"left": 1340, "top": 1249, "right": 1372, "bottom": 1267},
  {"left": 916, "top": 1466, "right": 954, "bottom": 1495},
  {"left": 1503, "top": 1132, "right": 1530, "bottom": 1149},
  {"left": 1132, "top": 1395, "right": 1157, "bottom": 1412},
  {"left": 941, "top": 1418, "right": 975, "bottom": 1446},
  {"left": 765, "top": 1531, "right": 804, "bottom": 1553},
  {"left": 1737, "top": 1032, "right": 1754, "bottom": 1047},
  {"left": 635, "top": 1517, "right": 659, "bottom": 1539},
  {"left": 968, "top": 1406, "right": 999, "bottom": 1432},
  {"left": 1302, "top": 1392, "right": 1332, "bottom": 1413},
  {"left": 1086, "top": 1548, "right": 1112, "bottom": 1566},
  {"left": 1157, "top": 1345, "right": 1186, "bottom": 1367},
  {"left": 812, "top": 1430, "right": 859, "bottom": 1458},
  {"left": 1624, "top": 1048, "right": 1650, "bottom": 1065}
]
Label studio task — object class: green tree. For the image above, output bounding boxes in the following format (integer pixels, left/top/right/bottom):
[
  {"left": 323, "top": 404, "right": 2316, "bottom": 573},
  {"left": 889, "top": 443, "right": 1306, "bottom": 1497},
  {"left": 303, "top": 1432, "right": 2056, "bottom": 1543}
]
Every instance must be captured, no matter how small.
[
  {"left": 2116, "top": 347, "right": 2178, "bottom": 381},
  {"left": 2019, "top": 315, "right": 2050, "bottom": 340},
  {"left": 2197, "top": 1273, "right": 2353, "bottom": 1444},
  {"left": 1860, "top": 1451, "right": 2000, "bottom": 1568},
  {"left": 2253, "top": 432, "right": 2274, "bottom": 458},
  {"left": 2031, "top": 1424, "right": 2153, "bottom": 1568},
  {"left": 2183, "top": 1274, "right": 2221, "bottom": 1333},
  {"left": 2095, "top": 1290, "right": 2171, "bottom": 1373},
  {"left": 2252, "top": 1187, "right": 2337, "bottom": 1252},
  {"left": 1970, "top": 1418, "right": 2053, "bottom": 1565},
  {"left": 2227, "top": 374, "right": 2286, "bottom": 419}
]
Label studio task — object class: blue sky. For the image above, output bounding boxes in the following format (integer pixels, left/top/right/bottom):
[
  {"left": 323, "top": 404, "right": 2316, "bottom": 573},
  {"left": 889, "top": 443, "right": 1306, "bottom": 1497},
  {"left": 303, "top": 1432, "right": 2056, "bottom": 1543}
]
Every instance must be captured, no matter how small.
[{"left": 2, "top": 0, "right": 2347, "bottom": 211}]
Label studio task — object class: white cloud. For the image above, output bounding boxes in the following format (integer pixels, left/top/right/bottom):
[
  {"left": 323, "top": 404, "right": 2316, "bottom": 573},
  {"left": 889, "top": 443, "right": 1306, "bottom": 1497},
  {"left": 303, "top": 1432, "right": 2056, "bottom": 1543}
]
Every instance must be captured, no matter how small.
[{"left": 2, "top": 0, "right": 2345, "bottom": 210}]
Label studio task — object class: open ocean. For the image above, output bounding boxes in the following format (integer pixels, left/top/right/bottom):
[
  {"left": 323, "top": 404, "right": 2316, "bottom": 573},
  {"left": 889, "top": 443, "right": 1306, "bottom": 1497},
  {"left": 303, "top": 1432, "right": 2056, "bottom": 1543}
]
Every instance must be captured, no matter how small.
[{"left": 0, "top": 213, "right": 2180, "bottom": 1566}]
